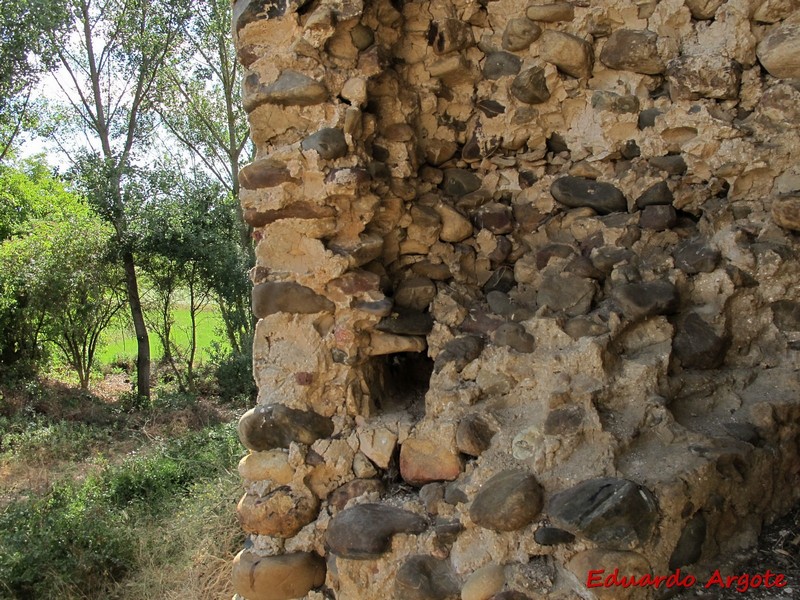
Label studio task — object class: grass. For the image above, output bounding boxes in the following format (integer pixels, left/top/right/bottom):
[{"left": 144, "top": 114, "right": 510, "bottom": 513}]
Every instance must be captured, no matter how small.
[{"left": 98, "top": 305, "right": 228, "bottom": 367}]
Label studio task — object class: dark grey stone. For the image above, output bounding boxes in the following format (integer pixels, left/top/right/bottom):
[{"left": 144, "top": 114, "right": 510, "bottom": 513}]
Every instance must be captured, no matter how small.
[
  {"left": 600, "top": 29, "right": 665, "bottom": 74},
  {"left": 564, "top": 316, "right": 609, "bottom": 339},
  {"left": 591, "top": 247, "right": 634, "bottom": 274},
  {"left": 639, "top": 204, "right": 677, "bottom": 230},
  {"left": 649, "top": 154, "right": 687, "bottom": 175},
  {"left": 326, "top": 504, "right": 427, "bottom": 559},
  {"left": 638, "top": 108, "right": 662, "bottom": 129},
  {"left": 301, "top": 128, "right": 347, "bottom": 160},
  {"left": 243, "top": 70, "right": 328, "bottom": 111},
  {"left": 234, "top": 0, "right": 295, "bottom": 32},
  {"left": 238, "top": 404, "right": 334, "bottom": 451},
  {"left": 544, "top": 406, "right": 585, "bottom": 435},
  {"left": 537, "top": 274, "right": 597, "bottom": 316},
  {"left": 483, "top": 266, "right": 516, "bottom": 294},
  {"left": 549, "top": 478, "right": 658, "bottom": 546},
  {"left": 612, "top": 280, "right": 679, "bottom": 320},
  {"left": 434, "top": 335, "right": 484, "bottom": 373},
  {"left": 673, "top": 313, "right": 728, "bottom": 370},
  {"left": 376, "top": 310, "right": 434, "bottom": 335},
  {"left": 252, "top": 281, "right": 334, "bottom": 317},
  {"left": 476, "top": 99, "right": 506, "bottom": 118},
  {"left": 621, "top": 140, "right": 641, "bottom": 159},
  {"left": 475, "top": 203, "right": 513, "bottom": 234},
  {"left": 510, "top": 67, "right": 551, "bottom": 104},
  {"left": 536, "top": 243, "right": 575, "bottom": 269},
  {"left": 534, "top": 526, "right": 576, "bottom": 546},
  {"left": 429, "top": 18, "right": 475, "bottom": 55},
  {"left": 668, "top": 513, "right": 706, "bottom": 570},
  {"left": 484, "top": 52, "right": 522, "bottom": 79},
  {"left": 591, "top": 91, "right": 640, "bottom": 113},
  {"left": 328, "top": 479, "right": 385, "bottom": 512},
  {"left": 636, "top": 181, "right": 673, "bottom": 208},
  {"left": 502, "top": 18, "right": 542, "bottom": 51},
  {"left": 550, "top": 176, "right": 627, "bottom": 214},
  {"left": 673, "top": 239, "right": 720, "bottom": 274},
  {"left": 395, "top": 555, "right": 460, "bottom": 600},
  {"left": 456, "top": 414, "right": 496, "bottom": 457},
  {"left": 470, "top": 470, "right": 544, "bottom": 532},
  {"left": 442, "top": 168, "right": 481, "bottom": 197},
  {"left": 772, "top": 300, "right": 800, "bottom": 332},
  {"left": 493, "top": 322, "right": 535, "bottom": 353}
]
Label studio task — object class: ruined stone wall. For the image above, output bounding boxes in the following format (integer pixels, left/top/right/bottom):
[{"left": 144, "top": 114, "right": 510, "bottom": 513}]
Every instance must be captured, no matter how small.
[{"left": 230, "top": 1, "right": 800, "bottom": 598}]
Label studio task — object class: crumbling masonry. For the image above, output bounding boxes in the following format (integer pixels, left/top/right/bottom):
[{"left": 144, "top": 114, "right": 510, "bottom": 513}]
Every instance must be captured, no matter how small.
[{"left": 230, "top": 1, "right": 800, "bottom": 598}]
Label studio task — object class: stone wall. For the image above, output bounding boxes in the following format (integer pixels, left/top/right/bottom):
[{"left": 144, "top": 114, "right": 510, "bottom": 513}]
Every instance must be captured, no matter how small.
[{"left": 230, "top": 1, "right": 800, "bottom": 599}]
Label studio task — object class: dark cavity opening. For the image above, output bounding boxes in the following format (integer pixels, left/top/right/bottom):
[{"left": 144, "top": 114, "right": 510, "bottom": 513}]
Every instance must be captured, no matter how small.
[{"left": 369, "top": 351, "right": 433, "bottom": 419}]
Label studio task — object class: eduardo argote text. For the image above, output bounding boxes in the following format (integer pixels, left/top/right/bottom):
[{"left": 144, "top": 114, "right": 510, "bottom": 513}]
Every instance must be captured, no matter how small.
[{"left": 586, "top": 568, "right": 788, "bottom": 593}]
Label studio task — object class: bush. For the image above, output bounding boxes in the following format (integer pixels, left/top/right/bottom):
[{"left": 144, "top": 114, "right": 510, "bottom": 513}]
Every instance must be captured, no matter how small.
[
  {"left": 211, "top": 342, "right": 255, "bottom": 404},
  {"left": 0, "top": 423, "right": 241, "bottom": 598}
]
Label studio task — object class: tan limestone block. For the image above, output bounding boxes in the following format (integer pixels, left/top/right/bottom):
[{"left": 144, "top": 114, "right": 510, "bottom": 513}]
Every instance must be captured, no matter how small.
[
  {"left": 238, "top": 450, "right": 294, "bottom": 483},
  {"left": 231, "top": 550, "right": 326, "bottom": 600},
  {"left": 400, "top": 438, "right": 463, "bottom": 486}
]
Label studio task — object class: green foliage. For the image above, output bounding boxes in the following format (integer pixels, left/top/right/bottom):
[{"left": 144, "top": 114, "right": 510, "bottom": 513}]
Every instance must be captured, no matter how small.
[
  {"left": 211, "top": 340, "right": 256, "bottom": 405},
  {"left": 0, "top": 183, "right": 125, "bottom": 386},
  {"left": 0, "top": 415, "right": 110, "bottom": 462},
  {"left": 0, "top": 422, "right": 240, "bottom": 598},
  {"left": 0, "top": 0, "right": 70, "bottom": 158}
]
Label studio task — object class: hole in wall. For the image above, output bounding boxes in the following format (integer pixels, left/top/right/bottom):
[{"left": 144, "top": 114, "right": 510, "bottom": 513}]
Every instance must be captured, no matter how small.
[{"left": 370, "top": 351, "right": 433, "bottom": 419}]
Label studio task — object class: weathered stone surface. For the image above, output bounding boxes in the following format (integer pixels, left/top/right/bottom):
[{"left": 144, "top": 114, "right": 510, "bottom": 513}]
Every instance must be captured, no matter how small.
[
  {"left": 549, "top": 478, "right": 658, "bottom": 546},
  {"left": 470, "top": 470, "right": 544, "bottom": 532},
  {"left": 673, "top": 313, "right": 728, "bottom": 370},
  {"left": 537, "top": 274, "right": 596, "bottom": 316},
  {"left": 400, "top": 438, "right": 463, "bottom": 486},
  {"left": 238, "top": 404, "right": 334, "bottom": 451},
  {"left": 239, "top": 160, "right": 294, "bottom": 189},
  {"left": 237, "top": 487, "right": 319, "bottom": 537},
  {"left": 244, "top": 202, "right": 336, "bottom": 227},
  {"left": 772, "top": 300, "right": 800, "bottom": 332},
  {"left": 685, "top": 0, "right": 724, "bottom": 19},
  {"left": 483, "top": 52, "right": 521, "bottom": 79},
  {"left": 475, "top": 203, "right": 513, "bottom": 234},
  {"left": 359, "top": 427, "right": 398, "bottom": 469},
  {"left": 252, "top": 281, "right": 334, "bottom": 317},
  {"left": 526, "top": 3, "right": 574, "bottom": 22},
  {"left": 550, "top": 176, "right": 627, "bottom": 215},
  {"left": 301, "top": 127, "right": 347, "bottom": 160},
  {"left": 243, "top": 70, "right": 328, "bottom": 112},
  {"left": 669, "top": 513, "right": 706, "bottom": 570},
  {"left": 443, "top": 169, "right": 482, "bottom": 197},
  {"left": 534, "top": 526, "right": 575, "bottom": 546},
  {"left": 544, "top": 406, "right": 585, "bottom": 436},
  {"left": 483, "top": 266, "right": 516, "bottom": 294},
  {"left": 436, "top": 203, "right": 473, "bottom": 242},
  {"left": 462, "top": 564, "right": 505, "bottom": 600},
  {"left": 434, "top": 335, "right": 484, "bottom": 373},
  {"left": 493, "top": 322, "right": 535, "bottom": 352},
  {"left": 666, "top": 55, "right": 742, "bottom": 101},
  {"left": 502, "top": 18, "right": 542, "bottom": 51},
  {"left": 395, "top": 277, "right": 437, "bottom": 311},
  {"left": 377, "top": 310, "right": 434, "bottom": 336},
  {"left": 238, "top": 449, "right": 294, "bottom": 483},
  {"left": 232, "top": 551, "right": 326, "bottom": 600},
  {"left": 564, "top": 315, "right": 608, "bottom": 339},
  {"left": 539, "top": 30, "right": 594, "bottom": 79},
  {"left": 772, "top": 196, "right": 800, "bottom": 231},
  {"left": 328, "top": 479, "right": 385, "bottom": 512},
  {"left": 429, "top": 18, "right": 475, "bottom": 55},
  {"left": 639, "top": 204, "right": 677, "bottom": 230},
  {"left": 456, "top": 414, "right": 496, "bottom": 457},
  {"left": 673, "top": 240, "right": 720, "bottom": 274},
  {"left": 490, "top": 593, "right": 532, "bottom": 600},
  {"left": 567, "top": 550, "right": 650, "bottom": 600},
  {"left": 638, "top": 108, "right": 662, "bottom": 129},
  {"left": 635, "top": 181, "right": 673, "bottom": 208},
  {"left": 510, "top": 67, "right": 550, "bottom": 104},
  {"left": 350, "top": 23, "right": 375, "bottom": 51},
  {"left": 326, "top": 503, "right": 427, "bottom": 559},
  {"left": 612, "top": 281, "right": 679, "bottom": 320},
  {"left": 395, "top": 555, "right": 460, "bottom": 600},
  {"left": 600, "top": 29, "right": 665, "bottom": 75},
  {"left": 649, "top": 154, "right": 687, "bottom": 175},
  {"left": 591, "top": 91, "right": 640, "bottom": 113}
]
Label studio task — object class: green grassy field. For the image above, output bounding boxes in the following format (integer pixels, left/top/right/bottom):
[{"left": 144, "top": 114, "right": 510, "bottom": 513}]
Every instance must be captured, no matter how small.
[{"left": 98, "top": 305, "right": 228, "bottom": 366}]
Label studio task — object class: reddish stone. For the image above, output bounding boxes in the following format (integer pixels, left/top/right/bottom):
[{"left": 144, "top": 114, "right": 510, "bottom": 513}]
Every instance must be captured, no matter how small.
[{"left": 400, "top": 439, "right": 462, "bottom": 486}]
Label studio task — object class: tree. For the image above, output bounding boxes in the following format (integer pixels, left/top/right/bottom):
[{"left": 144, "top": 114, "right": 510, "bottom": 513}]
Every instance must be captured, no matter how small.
[
  {"left": 0, "top": 164, "right": 124, "bottom": 387},
  {"left": 0, "top": 157, "right": 89, "bottom": 368},
  {"left": 0, "top": 0, "right": 70, "bottom": 159},
  {"left": 155, "top": 0, "right": 254, "bottom": 356},
  {"left": 47, "top": 0, "right": 190, "bottom": 400}
]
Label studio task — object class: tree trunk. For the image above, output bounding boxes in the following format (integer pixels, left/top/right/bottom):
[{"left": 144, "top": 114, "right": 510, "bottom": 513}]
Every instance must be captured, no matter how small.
[{"left": 122, "top": 250, "right": 150, "bottom": 400}]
